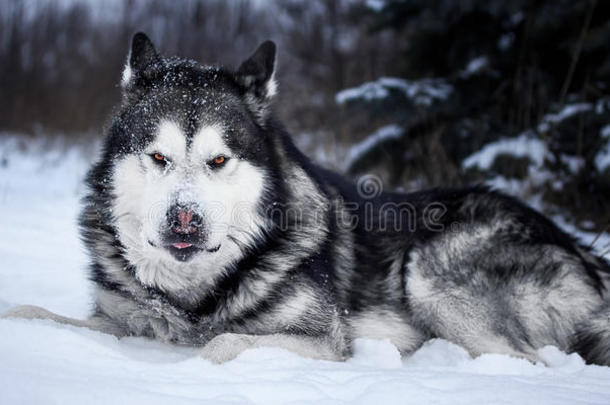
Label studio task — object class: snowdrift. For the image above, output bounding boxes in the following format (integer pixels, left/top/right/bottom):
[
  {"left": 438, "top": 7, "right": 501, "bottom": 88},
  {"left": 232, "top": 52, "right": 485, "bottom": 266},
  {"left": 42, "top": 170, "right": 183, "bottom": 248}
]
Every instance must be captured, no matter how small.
[{"left": 1, "top": 138, "right": 609, "bottom": 404}]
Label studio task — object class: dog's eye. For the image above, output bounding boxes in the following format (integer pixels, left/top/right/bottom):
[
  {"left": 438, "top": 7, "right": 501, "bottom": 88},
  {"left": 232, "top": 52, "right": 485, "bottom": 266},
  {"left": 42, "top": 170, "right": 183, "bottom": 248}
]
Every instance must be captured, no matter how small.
[
  {"left": 151, "top": 153, "right": 168, "bottom": 165},
  {"left": 209, "top": 155, "right": 228, "bottom": 168}
]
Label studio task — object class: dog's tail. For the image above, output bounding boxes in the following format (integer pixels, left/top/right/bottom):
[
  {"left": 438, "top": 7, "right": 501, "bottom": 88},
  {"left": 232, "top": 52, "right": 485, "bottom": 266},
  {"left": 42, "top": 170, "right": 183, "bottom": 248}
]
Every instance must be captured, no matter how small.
[{"left": 572, "top": 303, "right": 610, "bottom": 366}]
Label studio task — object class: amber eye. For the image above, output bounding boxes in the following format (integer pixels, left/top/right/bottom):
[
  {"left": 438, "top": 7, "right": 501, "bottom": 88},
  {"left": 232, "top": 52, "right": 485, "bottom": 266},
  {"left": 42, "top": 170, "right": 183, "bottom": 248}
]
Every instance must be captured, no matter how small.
[
  {"left": 151, "top": 153, "right": 169, "bottom": 166},
  {"left": 212, "top": 155, "right": 226, "bottom": 166}
]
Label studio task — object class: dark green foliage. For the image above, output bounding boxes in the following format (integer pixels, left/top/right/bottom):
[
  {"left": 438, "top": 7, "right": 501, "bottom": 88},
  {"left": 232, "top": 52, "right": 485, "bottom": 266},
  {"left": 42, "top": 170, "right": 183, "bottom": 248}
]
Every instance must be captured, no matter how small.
[{"left": 340, "top": 0, "right": 610, "bottom": 231}]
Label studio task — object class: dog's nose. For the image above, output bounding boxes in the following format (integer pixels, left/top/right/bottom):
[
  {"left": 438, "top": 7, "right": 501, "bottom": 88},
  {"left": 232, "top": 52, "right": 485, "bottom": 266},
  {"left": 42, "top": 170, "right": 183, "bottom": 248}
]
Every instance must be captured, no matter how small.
[{"left": 168, "top": 206, "right": 202, "bottom": 235}]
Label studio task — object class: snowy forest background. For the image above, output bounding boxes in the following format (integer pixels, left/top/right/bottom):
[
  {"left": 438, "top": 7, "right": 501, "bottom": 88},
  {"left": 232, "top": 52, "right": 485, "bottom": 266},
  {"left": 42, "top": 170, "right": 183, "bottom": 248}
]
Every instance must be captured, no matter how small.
[
  {"left": 2, "top": 1, "right": 610, "bottom": 403},
  {"left": 1, "top": 0, "right": 610, "bottom": 238}
]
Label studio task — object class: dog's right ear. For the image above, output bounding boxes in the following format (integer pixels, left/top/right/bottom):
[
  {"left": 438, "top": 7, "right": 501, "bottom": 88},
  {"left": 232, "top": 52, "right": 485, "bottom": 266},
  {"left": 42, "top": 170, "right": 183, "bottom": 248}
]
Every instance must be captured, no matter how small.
[
  {"left": 121, "top": 32, "right": 161, "bottom": 90},
  {"left": 235, "top": 41, "right": 277, "bottom": 124}
]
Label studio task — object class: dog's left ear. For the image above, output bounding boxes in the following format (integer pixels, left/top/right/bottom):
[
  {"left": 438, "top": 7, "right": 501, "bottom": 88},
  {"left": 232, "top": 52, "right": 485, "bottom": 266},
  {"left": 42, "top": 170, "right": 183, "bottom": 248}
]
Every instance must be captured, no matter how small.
[
  {"left": 235, "top": 41, "right": 277, "bottom": 124},
  {"left": 121, "top": 32, "right": 161, "bottom": 102}
]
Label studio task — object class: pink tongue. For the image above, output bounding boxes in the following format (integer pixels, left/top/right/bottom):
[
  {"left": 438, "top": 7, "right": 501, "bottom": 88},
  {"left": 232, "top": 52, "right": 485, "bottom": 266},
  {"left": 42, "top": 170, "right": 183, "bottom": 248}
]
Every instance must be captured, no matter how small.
[{"left": 172, "top": 242, "right": 192, "bottom": 249}]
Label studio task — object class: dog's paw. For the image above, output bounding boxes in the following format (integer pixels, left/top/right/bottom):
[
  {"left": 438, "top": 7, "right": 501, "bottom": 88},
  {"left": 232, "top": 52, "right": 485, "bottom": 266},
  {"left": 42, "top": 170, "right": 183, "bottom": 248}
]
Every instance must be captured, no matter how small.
[
  {"left": 201, "top": 333, "right": 257, "bottom": 364},
  {"left": 1, "top": 305, "right": 56, "bottom": 320}
]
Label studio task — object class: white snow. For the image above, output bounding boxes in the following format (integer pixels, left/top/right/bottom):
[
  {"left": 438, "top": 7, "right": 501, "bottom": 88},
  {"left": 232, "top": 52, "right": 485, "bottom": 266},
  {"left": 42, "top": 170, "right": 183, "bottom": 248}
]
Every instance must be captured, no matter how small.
[
  {"left": 595, "top": 143, "right": 610, "bottom": 172},
  {"left": 598, "top": 125, "right": 610, "bottom": 171},
  {"left": 551, "top": 215, "right": 610, "bottom": 259},
  {"left": 462, "top": 131, "right": 551, "bottom": 170},
  {"left": 560, "top": 154, "right": 585, "bottom": 174},
  {"left": 344, "top": 124, "right": 402, "bottom": 170},
  {"left": 498, "top": 33, "right": 515, "bottom": 50},
  {"left": 510, "top": 11, "right": 525, "bottom": 26},
  {"left": 596, "top": 98, "right": 610, "bottom": 114},
  {"left": 601, "top": 124, "right": 610, "bottom": 139},
  {"left": 336, "top": 77, "right": 453, "bottom": 107},
  {"left": 538, "top": 103, "right": 593, "bottom": 132},
  {"left": 1, "top": 136, "right": 610, "bottom": 404},
  {"left": 365, "top": 0, "right": 386, "bottom": 12},
  {"left": 461, "top": 56, "right": 488, "bottom": 77}
]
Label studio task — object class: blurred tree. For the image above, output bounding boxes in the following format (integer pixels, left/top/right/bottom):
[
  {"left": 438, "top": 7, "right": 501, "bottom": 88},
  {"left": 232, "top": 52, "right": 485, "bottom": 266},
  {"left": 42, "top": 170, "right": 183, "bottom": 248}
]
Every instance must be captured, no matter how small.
[
  {"left": 0, "top": 0, "right": 397, "bottom": 149},
  {"left": 1, "top": 0, "right": 608, "bottom": 230},
  {"left": 338, "top": 0, "right": 610, "bottom": 231}
]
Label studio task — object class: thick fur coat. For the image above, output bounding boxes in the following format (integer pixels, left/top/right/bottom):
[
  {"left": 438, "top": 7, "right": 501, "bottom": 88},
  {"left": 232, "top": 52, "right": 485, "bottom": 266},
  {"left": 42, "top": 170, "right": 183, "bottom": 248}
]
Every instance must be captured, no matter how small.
[{"left": 4, "top": 33, "right": 610, "bottom": 366}]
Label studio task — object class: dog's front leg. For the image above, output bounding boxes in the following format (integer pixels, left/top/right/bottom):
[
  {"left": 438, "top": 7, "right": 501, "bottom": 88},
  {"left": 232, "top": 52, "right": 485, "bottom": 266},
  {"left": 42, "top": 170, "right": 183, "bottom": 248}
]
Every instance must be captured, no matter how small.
[{"left": 200, "top": 332, "right": 344, "bottom": 364}]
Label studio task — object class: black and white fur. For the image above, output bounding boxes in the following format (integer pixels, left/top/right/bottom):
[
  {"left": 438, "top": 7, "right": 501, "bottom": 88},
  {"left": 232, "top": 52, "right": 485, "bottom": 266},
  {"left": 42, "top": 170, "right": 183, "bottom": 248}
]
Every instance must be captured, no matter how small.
[{"left": 4, "top": 33, "right": 610, "bottom": 366}]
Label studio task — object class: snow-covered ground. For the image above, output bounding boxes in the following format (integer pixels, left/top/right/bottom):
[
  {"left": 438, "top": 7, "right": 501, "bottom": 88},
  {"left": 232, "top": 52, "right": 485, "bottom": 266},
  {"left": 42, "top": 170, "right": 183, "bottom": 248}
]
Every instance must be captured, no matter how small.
[{"left": 1, "top": 137, "right": 610, "bottom": 405}]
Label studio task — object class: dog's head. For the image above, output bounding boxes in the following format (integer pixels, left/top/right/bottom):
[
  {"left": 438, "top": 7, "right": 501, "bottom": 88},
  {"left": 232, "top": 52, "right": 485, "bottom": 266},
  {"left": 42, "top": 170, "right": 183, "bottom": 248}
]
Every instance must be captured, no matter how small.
[{"left": 100, "top": 33, "right": 282, "bottom": 286}]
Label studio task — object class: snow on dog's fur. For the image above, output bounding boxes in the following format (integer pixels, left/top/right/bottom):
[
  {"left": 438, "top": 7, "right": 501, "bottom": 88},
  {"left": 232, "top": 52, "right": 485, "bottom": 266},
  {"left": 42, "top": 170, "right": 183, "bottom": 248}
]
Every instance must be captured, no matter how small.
[{"left": 4, "top": 33, "right": 610, "bottom": 366}]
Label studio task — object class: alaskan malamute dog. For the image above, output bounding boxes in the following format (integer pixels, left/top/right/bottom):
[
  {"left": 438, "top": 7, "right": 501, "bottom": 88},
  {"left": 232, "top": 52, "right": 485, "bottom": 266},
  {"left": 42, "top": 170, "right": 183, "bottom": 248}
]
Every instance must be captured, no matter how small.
[{"left": 5, "top": 33, "right": 610, "bottom": 365}]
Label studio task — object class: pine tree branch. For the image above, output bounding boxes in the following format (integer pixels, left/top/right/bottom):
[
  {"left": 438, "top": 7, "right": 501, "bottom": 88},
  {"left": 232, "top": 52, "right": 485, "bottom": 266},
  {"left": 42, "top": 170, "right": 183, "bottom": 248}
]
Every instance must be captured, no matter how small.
[{"left": 559, "top": 0, "right": 597, "bottom": 107}]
